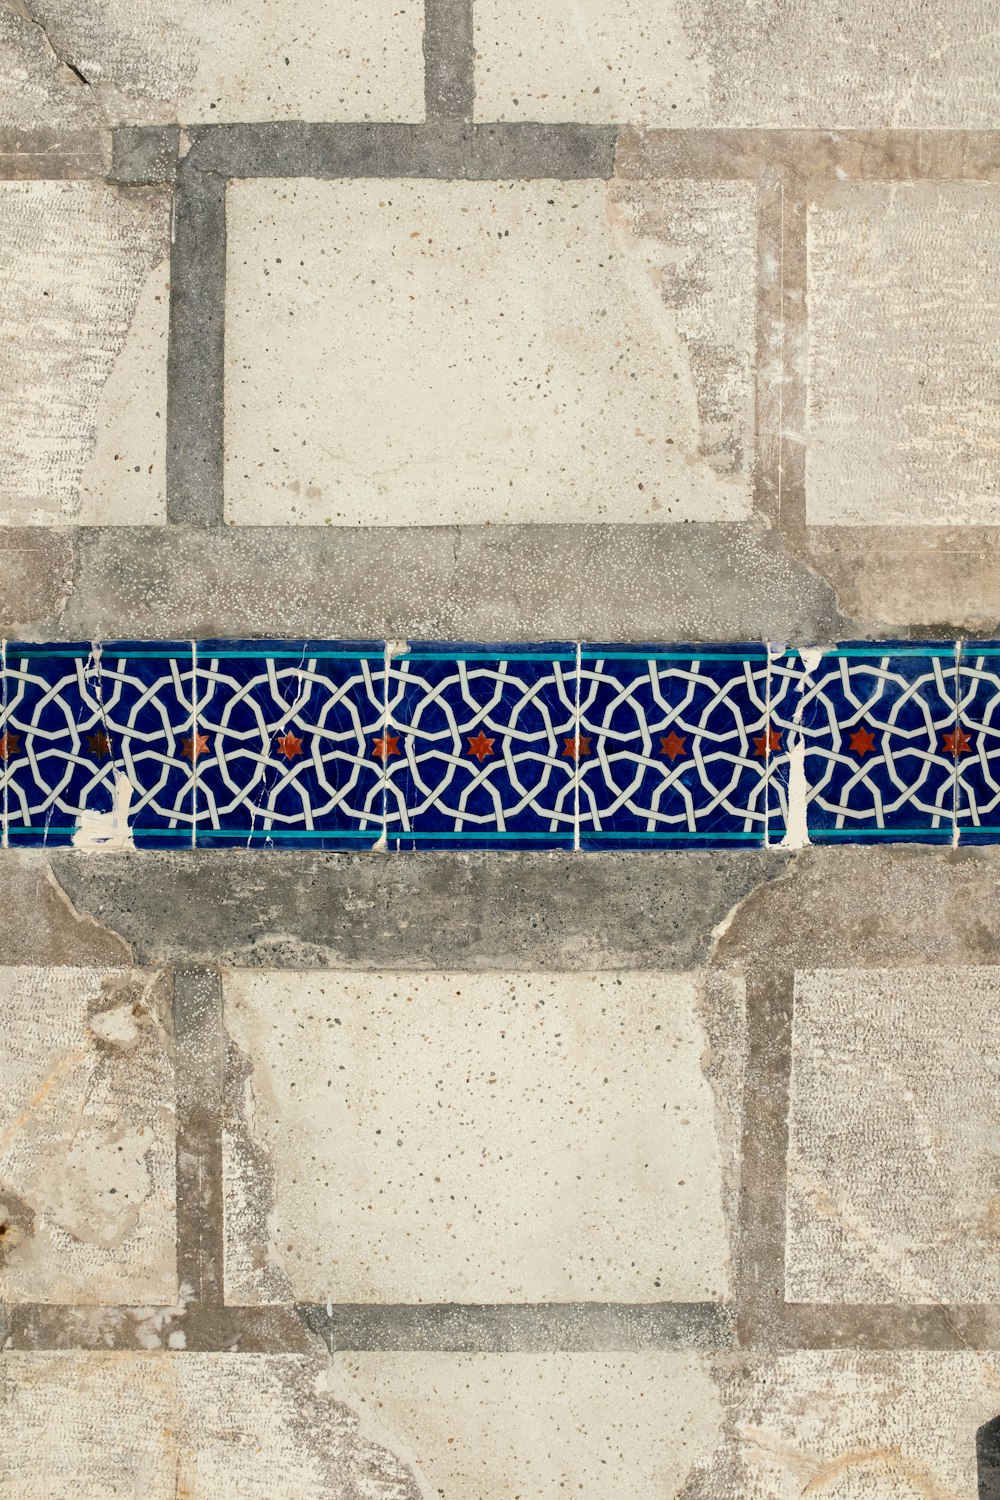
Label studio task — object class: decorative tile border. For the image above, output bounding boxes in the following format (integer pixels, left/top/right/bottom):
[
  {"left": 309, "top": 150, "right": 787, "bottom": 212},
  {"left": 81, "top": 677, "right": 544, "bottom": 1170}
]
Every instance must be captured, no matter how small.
[{"left": 0, "top": 639, "right": 993, "bottom": 849}]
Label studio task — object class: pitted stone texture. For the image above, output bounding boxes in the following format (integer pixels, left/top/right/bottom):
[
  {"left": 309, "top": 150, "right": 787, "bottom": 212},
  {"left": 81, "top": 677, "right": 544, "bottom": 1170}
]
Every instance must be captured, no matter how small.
[
  {"left": 6, "top": 0, "right": 423, "bottom": 125},
  {"left": 0, "top": 1351, "right": 422, "bottom": 1499},
  {"left": 0, "top": 6, "right": 103, "bottom": 129},
  {"left": 807, "top": 184, "right": 1000, "bottom": 527},
  {"left": 330, "top": 1352, "right": 722, "bottom": 1498},
  {"left": 786, "top": 967, "right": 1000, "bottom": 1304},
  {"left": 0, "top": 181, "right": 168, "bottom": 526},
  {"left": 476, "top": 0, "right": 1000, "bottom": 127},
  {"left": 223, "top": 970, "right": 734, "bottom": 1304},
  {"left": 225, "top": 178, "right": 755, "bottom": 526},
  {"left": 0, "top": 965, "right": 175, "bottom": 1304},
  {"left": 726, "top": 1351, "right": 1000, "bottom": 1498}
]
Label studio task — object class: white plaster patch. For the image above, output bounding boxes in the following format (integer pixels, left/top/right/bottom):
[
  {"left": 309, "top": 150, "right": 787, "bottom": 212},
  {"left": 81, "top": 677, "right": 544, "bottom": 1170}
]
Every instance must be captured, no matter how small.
[
  {"left": 222, "top": 969, "right": 733, "bottom": 1304},
  {"left": 71, "top": 771, "right": 137, "bottom": 852}
]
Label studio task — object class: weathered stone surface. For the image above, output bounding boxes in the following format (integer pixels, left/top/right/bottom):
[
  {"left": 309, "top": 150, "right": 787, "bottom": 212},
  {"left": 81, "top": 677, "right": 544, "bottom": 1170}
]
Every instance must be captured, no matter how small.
[
  {"left": 0, "top": 1351, "right": 422, "bottom": 1497},
  {"left": 223, "top": 969, "right": 738, "bottom": 1304},
  {"left": 53, "top": 523, "right": 847, "bottom": 643},
  {"left": 224, "top": 178, "right": 755, "bottom": 526},
  {"left": 807, "top": 184, "right": 1000, "bottom": 527},
  {"left": 45, "top": 848, "right": 784, "bottom": 970},
  {"left": 786, "top": 966, "right": 1000, "bottom": 1305},
  {"left": 0, "top": 965, "right": 175, "bottom": 1304},
  {"left": 0, "top": 5, "right": 103, "bottom": 131},
  {"left": 0, "top": 180, "right": 168, "bottom": 525},
  {"left": 475, "top": 0, "right": 1000, "bottom": 128},
  {"left": 330, "top": 1351, "right": 723, "bottom": 1496},
  {"left": 727, "top": 1352, "right": 999, "bottom": 1497},
  {"left": 6, "top": 0, "right": 424, "bottom": 126}
]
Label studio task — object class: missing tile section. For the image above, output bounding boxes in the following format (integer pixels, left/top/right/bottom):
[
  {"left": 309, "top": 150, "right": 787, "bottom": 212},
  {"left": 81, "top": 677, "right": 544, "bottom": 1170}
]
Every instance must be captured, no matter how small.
[
  {"left": 0, "top": 181, "right": 169, "bottom": 527},
  {"left": 0, "top": 1351, "right": 424, "bottom": 1498},
  {"left": 787, "top": 966, "right": 1000, "bottom": 1305},
  {"left": 0, "top": 965, "right": 176, "bottom": 1305},
  {"left": 222, "top": 970, "right": 736, "bottom": 1305},
  {"left": 71, "top": 770, "right": 136, "bottom": 851},
  {"left": 224, "top": 178, "right": 754, "bottom": 527}
]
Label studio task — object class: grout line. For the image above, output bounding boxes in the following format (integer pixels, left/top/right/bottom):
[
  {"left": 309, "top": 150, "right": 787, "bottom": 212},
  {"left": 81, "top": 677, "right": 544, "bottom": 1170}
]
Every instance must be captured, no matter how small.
[
  {"left": 298, "top": 1301, "right": 736, "bottom": 1353},
  {"left": 166, "top": 164, "right": 226, "bottom": 526},
  {"left": 734, "top": 968, "right": 794, "bottom": 1350},
  {"left": 173, "top": 967, "right": 226, "bottom": 1307},
  {"left": 423, "top": 0, "right": 475, "bottom": 122}
]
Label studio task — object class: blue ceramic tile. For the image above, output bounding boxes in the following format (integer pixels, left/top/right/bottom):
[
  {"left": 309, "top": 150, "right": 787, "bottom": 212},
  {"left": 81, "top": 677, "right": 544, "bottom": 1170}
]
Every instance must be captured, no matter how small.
[
  {"left": 576, "top": 645, "right": 771, "bottom": 849},
  {"left": 768, "top": 643, "right": 958, "bottom": 844},
  {"left": 957, "top": 643, "right": 1000, "bottom": 845},
  {"left": 383, "top": 644, "right": 577, "bottom": 849},
  {"left": 192, "top": 642, "right": 387, "bottom": 848},
  {"left": 3, "top": 642, "right": 197, "bottom": 848}
]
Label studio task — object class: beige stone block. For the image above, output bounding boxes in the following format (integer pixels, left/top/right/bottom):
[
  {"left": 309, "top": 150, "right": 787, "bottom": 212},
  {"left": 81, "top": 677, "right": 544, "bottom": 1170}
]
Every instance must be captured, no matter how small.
[
  {"left": 3, "top": 0, "right": 423, "bottom": 127},
  {"left": 0, "top": 1352, "right": 422, "bottom": 1499},
  {"left": 730, "top": 1351, "right": 1000, "bottom": 1498},
  {"left": 475, "top": 0, "right": 1000, "bottom": 128},
  {"left": 223, "top": 969, "right": 736, "bottom": 1303},
  {"left": 0, "top": 182, "right": 169, "bottom": 526},
  {"left": 224, "top": 178, "right": 755, "bottom": 526},
  {"left": 0, "top": 966, "right": 176, "bottom": 1305},
  {"left": 786, "top": 966, "right": 1000, "bottom": 1304},
  {"left": 807, "top": 184, "right": 1000, "bottom": 526},
  {"left": 330, "top": 1352, "right": 723, "bottom": 1499}
]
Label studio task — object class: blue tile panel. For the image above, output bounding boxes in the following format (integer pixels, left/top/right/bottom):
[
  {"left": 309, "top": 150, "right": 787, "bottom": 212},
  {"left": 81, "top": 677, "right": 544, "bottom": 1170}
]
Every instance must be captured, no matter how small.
[
  {"left": 577, "top": 646, "right": 771, "bottom": 848},
  {"left": 768, "top": 644, "right": 958, "bottom": 844},
  {"left": 0, "top": 640, "right": 982, "bottom": 850},
  {"left": 383, "top": 645, "right": 577, "bottom": 848},
  {"left": 193, "top": 642, "right": 387, "bottom": 849}
]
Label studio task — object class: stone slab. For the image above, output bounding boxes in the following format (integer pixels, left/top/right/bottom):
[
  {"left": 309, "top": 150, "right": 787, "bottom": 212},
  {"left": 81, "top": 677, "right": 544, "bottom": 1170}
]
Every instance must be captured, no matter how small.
[
  {"left": 0, "top": 181, "right": 168, "bottom": 526},
  {"left": 0, "top": 1351, "right": 422, "bottom": 1498},
  {"left": 329, "top": 1351, "right": 723, "bottom": 1497},
  {"left": 786, "top": 966, "right": 1000, "bottom": 1304},
  {"left": 224, "top": 177, "right": 755, "bottom": 526},
  {"left": 475, "top": 0, "right": 1000, "bottom": 129},
  {"left": 4, "top": 0, "right": 423, "bottom": 127},
  {"left": 222, "top": 969, "right": 736, "bottom": 1303},
  {"left": 807, "top": 184, "right": 1000, "bottom": 527},
  {"left": 0, "top": 965, "right": 176, "bottom": 1304}
]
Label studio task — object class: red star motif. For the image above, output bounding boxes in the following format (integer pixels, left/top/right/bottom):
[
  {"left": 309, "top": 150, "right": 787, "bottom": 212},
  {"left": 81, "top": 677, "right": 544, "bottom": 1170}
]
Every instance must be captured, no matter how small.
[
  {"left": 0, "top": 731, "right": 21, "bottom": 760},
  {"left": 180, "top": 732, "right": 210, "bottom": 760},
  {"left": 660, "top": 731, "right": 688, "bottom": 762},
  {"left": 276, "top": 730, "right": 303, "bottom": 760},
  {"left": 753, "top": 728, "right": 781, "bottom": 759},
  {"left": 849, "top": 726, "right": 877, "bottom": 757},
  {"left": 562, "top": 735, "right": 592, "bottom": 759},
  {"left": 372, "top": 733, "right": 400, "bottom": 761},
  {"left": 87, "top": 731, "right": 111, "bottom": 759},
  {"left": 942, "top": 727, "right": 972, "bottom": 756},
  {"left": 466, "top": 730, "right": 495, "bottom": 763}
]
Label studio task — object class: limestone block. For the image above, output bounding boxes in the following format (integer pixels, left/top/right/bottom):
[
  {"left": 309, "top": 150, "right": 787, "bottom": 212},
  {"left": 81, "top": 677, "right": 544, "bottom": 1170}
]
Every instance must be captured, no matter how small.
[
  {"left": 807, "top": 184, "right": 1000, "bottom": 526},
  {"left": 224, "top": 177, "right": 756, "bottom": 526},
  {"left": 786, "top": 966, "right": 1000, "bottom": 1303},
  {"left": 0, "top": 181, "right": 169, "bottom": 526},
  {"left": 222, "top": 969, "right": 738, "bottom": 1303},
  {"left": 0, "top": 965, "right": 176, "bottom": 1304}
]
